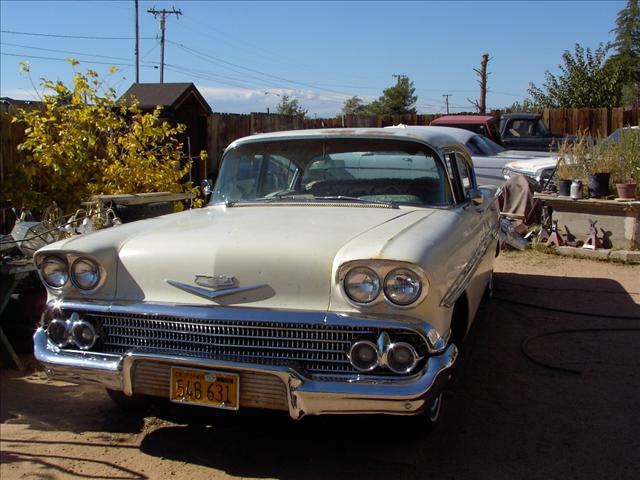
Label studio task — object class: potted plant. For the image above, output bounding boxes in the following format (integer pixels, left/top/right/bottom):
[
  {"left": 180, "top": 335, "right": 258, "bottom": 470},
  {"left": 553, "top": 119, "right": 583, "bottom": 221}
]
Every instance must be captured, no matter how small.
[
  {"left": 582, "top": 140, "right": 616, "bottom": 198},
  {"left": 554, "top": 135, "right": 588, "bottom": 197},
  {"left": 611, "top": 128, "right": 640, "bottom": 200}
]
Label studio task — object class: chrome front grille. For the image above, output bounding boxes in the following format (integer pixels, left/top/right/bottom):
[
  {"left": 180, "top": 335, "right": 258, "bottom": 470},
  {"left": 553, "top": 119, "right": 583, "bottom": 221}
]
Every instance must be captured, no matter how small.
[
  {"left": 133, "top": 361, "right": 289, "bottom": 411},
  {"left": 73, "top": 310, "right": 426, "bottom": 375}
]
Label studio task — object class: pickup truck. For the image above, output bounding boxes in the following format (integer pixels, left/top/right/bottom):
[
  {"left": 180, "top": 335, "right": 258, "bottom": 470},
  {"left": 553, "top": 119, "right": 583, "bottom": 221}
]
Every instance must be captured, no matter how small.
[
  {"left": 430, "top": 113, "right": 571, "bottom": 152},
  {"left": 499, "top": 113, "right": 572, "bottom": 151}
]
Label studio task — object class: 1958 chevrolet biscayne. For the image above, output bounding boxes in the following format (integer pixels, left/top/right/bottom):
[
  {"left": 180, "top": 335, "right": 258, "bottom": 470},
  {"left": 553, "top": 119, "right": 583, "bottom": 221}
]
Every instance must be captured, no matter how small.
[{"left": 33, "top": 126, "right": 500, "bottom": 429}]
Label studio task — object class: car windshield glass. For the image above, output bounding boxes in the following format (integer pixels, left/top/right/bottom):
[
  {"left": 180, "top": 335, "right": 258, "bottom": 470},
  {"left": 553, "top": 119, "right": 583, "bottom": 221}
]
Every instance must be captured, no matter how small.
[
  {"left": 466, "top": 134, "right": 504, "bottom": 156},
  {"left": 212, "top": 138, "right": 453, "bottom": 206}
]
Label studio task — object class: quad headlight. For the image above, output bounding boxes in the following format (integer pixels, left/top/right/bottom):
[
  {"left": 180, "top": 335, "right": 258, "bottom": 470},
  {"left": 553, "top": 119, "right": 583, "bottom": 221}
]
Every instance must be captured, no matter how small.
[
  {"left": 41, "top": 257, "right": 69, "bottom": 288},
  {"left": 383, "top": 268, "right": 422, "bottom": 305},
  {"left": 344, "top": 267, "right": 381, "bottom": 304},
  {"left": 341, "top": 263, "right": 427, "bottom": 307},
  {"left": 39, "top": 254, "right": 103, "bottom": 291},
  {"left": 71, "top": 257, "right": 101, "bottom": 290}
]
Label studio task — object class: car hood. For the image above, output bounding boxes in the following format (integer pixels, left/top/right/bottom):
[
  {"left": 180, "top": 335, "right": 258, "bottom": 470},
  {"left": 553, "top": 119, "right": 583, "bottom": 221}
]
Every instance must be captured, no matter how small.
[
  {"left": 42, "top": 204, "right": 445, "bottom": 310},
  {"left": 499, "top": 150, "right": 556, "bottom": 159},
  {"left": 504, "top": 156, "right": 558, "bottom": 173}
]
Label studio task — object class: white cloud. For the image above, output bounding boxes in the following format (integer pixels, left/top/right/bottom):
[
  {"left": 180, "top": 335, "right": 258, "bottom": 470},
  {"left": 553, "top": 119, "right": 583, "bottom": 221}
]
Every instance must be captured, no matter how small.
[
  {"left": 194, "top": 84, "right": 356, "bottom": 117},
  {"left": 0, "top": 87, "right": 42, "bottom": 101}
]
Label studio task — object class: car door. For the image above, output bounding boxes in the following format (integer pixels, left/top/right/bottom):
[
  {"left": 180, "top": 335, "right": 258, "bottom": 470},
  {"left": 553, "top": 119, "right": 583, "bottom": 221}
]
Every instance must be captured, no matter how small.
[{"left": 442, "top": 148, "right": 497, "bottom": 317}]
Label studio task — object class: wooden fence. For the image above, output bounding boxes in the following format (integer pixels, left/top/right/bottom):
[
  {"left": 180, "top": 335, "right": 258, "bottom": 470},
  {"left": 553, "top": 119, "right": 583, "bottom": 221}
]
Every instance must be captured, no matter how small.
[
  {"left": 2, "top": 105, "right": 639, "bottom": 231},
  {"left": 206, "top": 113, "right": 441, "bottom": 171},
  {"left": 543, "top": 107, "right": 640, "bottom": 137}
]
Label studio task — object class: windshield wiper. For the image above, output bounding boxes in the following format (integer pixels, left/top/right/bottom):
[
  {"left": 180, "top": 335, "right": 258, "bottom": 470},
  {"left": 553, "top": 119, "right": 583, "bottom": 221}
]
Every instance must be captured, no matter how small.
[{"left": 312, "top": 196, "right": 399, "bottom": 208}]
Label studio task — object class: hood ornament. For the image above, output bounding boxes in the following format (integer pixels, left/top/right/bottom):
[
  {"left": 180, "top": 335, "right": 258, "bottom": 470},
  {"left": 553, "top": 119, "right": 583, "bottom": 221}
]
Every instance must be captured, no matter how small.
[
  {"left": 166, "top": 274, "right": 268, "bottom": 302},
  {"left": 195, "top": 275, "right": 238, "bottom": 290}
]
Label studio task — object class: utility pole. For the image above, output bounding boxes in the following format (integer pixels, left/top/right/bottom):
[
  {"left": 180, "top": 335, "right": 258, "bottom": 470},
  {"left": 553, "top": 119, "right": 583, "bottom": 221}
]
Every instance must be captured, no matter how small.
[
  {"left": 468, "top": 53, "right": 491, "bottom": 114},
  {"left": 442, "top": 94, "right": 452, "bottom": 114},
  {"left": 392, "top": 73, "right": 405, "bottom": 84},
  {"left": 134, "top": 0, "right": 139, "bottom": 83},
  {"left": 147, "top": 6, "right": 182, "bottom": 83}
]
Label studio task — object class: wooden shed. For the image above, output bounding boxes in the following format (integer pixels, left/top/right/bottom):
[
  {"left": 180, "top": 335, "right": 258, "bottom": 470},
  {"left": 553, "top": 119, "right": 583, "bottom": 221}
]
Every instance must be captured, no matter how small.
[{"left": 120, "top": 83, "right": 212, "bottom": 186}]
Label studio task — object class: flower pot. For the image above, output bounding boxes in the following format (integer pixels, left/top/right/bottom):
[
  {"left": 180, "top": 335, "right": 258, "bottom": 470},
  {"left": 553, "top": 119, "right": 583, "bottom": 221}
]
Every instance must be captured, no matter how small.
[
  {"left": 587, "top": 173, "right": 610, "bottom": 198},
  {"left": 558, "top": 179, "right": 572, "bottom": 196},
  {"left": 615, "top": 182, "right": 637, "bottom": 200}
]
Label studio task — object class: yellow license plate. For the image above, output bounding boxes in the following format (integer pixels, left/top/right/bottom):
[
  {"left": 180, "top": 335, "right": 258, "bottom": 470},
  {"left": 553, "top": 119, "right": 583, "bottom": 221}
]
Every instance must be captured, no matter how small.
[{"left": 170, "top": 367, "right": 239, "bottom": 410}]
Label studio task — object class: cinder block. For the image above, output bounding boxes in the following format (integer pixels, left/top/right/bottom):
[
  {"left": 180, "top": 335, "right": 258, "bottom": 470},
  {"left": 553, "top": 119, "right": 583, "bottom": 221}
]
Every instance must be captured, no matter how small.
[{"left": 610, "top": 250, "right": 640, "bottom": 264}]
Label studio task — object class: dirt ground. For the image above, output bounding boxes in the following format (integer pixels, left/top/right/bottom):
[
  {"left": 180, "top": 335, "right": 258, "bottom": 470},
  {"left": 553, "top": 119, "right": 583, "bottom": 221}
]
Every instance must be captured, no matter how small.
[{"left": 1, "top": 251, "right": 639, "bottom": 480}]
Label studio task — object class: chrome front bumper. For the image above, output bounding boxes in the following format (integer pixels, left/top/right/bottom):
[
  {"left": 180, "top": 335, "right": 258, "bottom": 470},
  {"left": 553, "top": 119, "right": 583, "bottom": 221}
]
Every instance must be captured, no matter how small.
[{"left": 34, "top": 328, "right": 457, "bottom": 420}]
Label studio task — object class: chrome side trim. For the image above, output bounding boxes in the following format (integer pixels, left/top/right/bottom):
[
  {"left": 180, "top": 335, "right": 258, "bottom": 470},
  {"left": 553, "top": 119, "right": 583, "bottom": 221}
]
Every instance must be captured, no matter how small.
[
  {"left": 440, "top": 222, "right": 498, "bottom": 308},
  {"left": 166, "top": 279, "right": 269, "bottom": 301}
]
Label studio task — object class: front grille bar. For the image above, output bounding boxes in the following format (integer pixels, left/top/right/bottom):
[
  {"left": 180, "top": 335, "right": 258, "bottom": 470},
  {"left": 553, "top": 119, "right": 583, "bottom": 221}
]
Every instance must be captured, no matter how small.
[{"left": 67, "top": 310, "right": 427, "bottom": 376}]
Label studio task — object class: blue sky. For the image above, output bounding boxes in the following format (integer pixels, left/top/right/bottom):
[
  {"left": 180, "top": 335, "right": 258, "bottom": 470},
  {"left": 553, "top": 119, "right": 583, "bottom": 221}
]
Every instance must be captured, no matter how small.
[{"left": 0, "top": 0, "right": 625, "bottom": 116}]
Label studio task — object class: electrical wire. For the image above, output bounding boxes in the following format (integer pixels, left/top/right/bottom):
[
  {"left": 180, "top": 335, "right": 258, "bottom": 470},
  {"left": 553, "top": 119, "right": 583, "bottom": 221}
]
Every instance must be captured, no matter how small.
[
  {"left": 1, "top": 52, "right": 140, "bottom": 67},
  {"left": 1, "top": 42, "right": 146, "bottom": 63},
  {"left": 1, "top": 29, "right": 154, "bottom": 40},
  {"left": 521, "top": 328, "right": 640, "bottom": 375}
]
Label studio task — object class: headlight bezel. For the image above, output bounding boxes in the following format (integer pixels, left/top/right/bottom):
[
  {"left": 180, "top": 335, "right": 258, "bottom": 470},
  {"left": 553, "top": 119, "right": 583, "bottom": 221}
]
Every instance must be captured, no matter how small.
[
  {"left": 338, "top": 261, "right": 429, "bottom": 309},
  {"left": 36, "top": 253, "right": 106, "bottom": 294},
  {"left": 343, "top": 266, "right": 381, "bottom": 305},
  {"left": 383, "top": 268, "right": 423, "bottom": 306},
  {"left": 40, "top": 256, "right": 70, "bottom": 289},
  {"left": 70, "top": 257, "right": 101, "bottom": 291}
]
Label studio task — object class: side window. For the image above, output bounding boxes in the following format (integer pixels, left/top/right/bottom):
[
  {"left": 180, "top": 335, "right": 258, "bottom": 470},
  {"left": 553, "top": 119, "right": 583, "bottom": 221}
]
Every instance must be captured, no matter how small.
[
  {"left": 444, "top": 151, "right": 471, "bottom": 203},
  {"left": 455, "top": 153, "right": 474, "bottom": 198}
]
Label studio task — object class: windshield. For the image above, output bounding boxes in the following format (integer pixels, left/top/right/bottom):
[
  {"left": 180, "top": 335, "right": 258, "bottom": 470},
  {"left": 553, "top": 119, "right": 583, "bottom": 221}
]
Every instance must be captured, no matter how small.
[
  {"left": 465, "top": 134, "right": 505, "bottom": 156},
  {"left": 212, "top": 138, "right": 453, "bottom": 206}
]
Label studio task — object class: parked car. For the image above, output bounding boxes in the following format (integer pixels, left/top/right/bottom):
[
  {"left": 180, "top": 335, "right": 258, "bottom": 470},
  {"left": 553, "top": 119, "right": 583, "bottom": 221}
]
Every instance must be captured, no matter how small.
[
  {"left": 499, "top": 113, "right": 574, "bottom": 152},
  {"left": 502, "top": 126, "right": 640, "bottom": 189},
  {"left": 430, "top": 115, "right": 503, "bottom": 144},
  {"left": 429, "top": 126, "right": 557, "bottom": 186},
  {"left": 33, "top": 127, "right": 500, "bottom": 428}
]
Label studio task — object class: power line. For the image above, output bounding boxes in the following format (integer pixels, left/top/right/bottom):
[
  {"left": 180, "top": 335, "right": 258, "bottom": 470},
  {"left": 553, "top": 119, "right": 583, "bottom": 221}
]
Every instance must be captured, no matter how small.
[
  {"left": 1, "top": 52, "right": 155, "bottom": 68},
  {"left": 2, "top": 42, "right": 141, "bottom": 63},
  {"left": 167, "top": 40, "right": 354, "bottom": 97},
  {"left": 0, "top": 29, "right": 154, "bottom": 40}
]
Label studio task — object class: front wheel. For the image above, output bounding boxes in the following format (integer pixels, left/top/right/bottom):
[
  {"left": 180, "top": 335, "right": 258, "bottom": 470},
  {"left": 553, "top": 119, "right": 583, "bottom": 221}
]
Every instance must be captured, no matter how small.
[{"left": 422, "top": 392, "right": 445, "bottom": 430}]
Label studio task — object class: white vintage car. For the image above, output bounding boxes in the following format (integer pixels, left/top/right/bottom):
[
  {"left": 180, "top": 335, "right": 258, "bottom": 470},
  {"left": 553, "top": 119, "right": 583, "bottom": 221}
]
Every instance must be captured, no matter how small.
[{"left": 33, "top": 126, "right": 499, "bottom": 428}]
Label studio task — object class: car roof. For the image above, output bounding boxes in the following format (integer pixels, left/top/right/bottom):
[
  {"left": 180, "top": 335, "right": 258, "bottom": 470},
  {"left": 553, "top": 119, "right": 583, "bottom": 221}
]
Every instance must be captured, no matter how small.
[
  {"left": 227, "top": 125, "right": 475, "bottom": 151},
  {"left": 430, "top": 115, "right": 496, "bottom": 124},
  {"left": 501, "top": 112, "right": 542, "bottom": 120}
]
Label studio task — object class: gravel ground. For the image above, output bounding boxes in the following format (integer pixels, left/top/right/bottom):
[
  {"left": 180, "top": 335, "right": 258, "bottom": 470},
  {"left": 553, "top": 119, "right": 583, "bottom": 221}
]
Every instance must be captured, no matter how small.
[{"left": 1, "top": 251, "right": 639, "bottom": 480}]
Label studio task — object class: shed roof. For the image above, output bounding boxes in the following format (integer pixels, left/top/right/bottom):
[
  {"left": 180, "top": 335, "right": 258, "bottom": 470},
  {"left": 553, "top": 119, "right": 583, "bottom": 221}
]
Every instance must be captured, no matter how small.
[
  {"left": 119, "top": 83, "right": 212, "bottom": 114},
  {"left": 430, "top": 115, "right": 496, "bottom": 124}
]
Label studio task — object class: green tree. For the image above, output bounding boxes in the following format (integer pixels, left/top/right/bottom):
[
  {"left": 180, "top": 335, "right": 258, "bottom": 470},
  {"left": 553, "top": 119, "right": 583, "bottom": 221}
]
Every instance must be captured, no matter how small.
[
  {"left": 528, "top": 43, "right": 624, "bottom": 108},
  {"left": 341, "top": 96, "right": 368, "bottom": 115},
  {"left": 504, "top": 98, "right": 539, "bottom": 113},
  {"left": 3, "top": 60, "right": 206, "bottom": 213},
  {"left": 608, "top": 0, "right": 640, "bottom": 105},
  {"left": 369, "top": 75, "right": 418, "bottom": 115},
  {"left": 275, "top": 94, "right": 308, "bottom": 117}
]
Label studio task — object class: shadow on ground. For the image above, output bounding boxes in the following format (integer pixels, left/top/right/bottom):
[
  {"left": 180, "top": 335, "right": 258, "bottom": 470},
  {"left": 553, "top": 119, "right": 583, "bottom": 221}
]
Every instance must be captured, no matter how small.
[{"left": 2, "top": 271, "right": 639, "bottom": 479}]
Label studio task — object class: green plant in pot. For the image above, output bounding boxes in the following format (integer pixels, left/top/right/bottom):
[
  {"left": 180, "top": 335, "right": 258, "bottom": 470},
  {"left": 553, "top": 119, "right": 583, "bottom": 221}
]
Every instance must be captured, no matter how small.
[
  {"left": 582, "top": 139, "right": 616, "bottom": 198},
  {"left": 611, "top": 128, "right": 640, "bottom": 200},
  {"left": 555, "top": 135, "right": 589, "bottom": 197}
]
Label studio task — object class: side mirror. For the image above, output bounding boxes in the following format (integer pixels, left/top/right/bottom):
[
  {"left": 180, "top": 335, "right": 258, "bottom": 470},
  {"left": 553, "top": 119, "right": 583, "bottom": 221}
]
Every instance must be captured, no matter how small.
[
  {"left": 201, "top": 179, "right": 213, "bottom": 197},
  {"left": 468, "top": 188, "right": 484, "bottom": 206}
]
